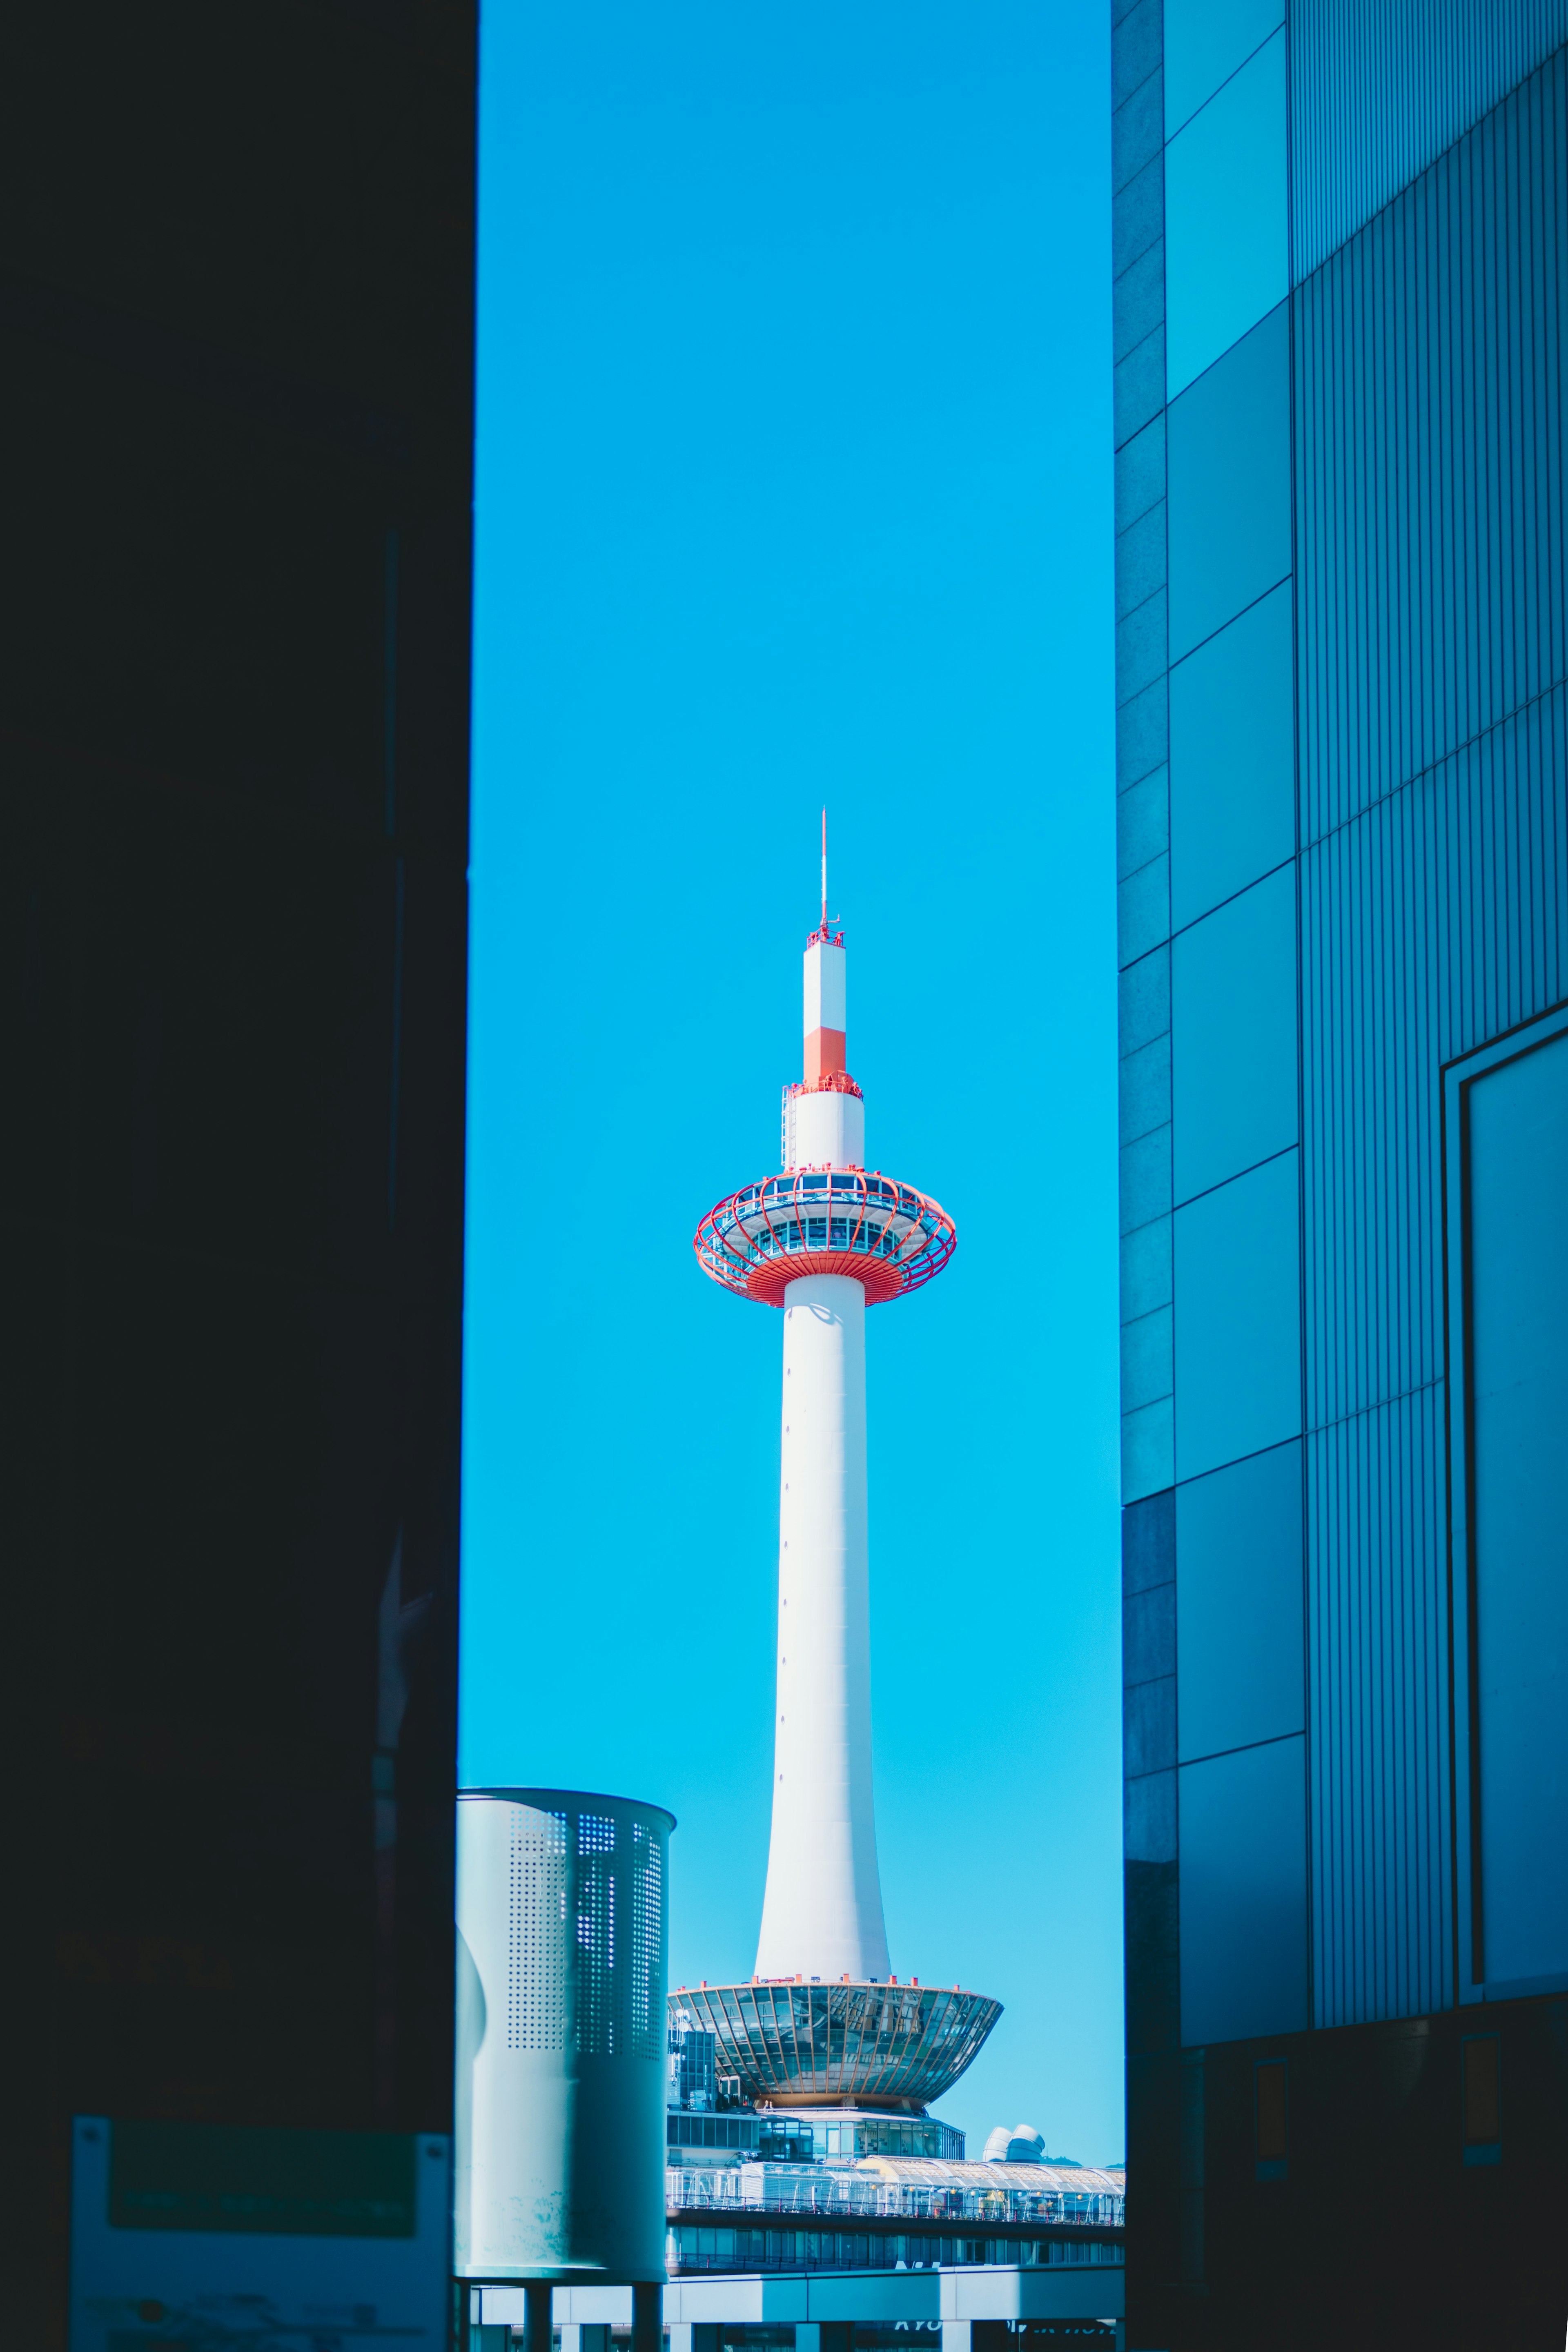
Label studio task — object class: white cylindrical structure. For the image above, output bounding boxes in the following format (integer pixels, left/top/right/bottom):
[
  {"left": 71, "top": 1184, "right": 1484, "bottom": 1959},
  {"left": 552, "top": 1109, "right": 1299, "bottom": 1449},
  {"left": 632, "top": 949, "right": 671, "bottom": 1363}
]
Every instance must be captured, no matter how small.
[
  {"left": 787, "top": 1085, "right": 865, "bottom": 1171},
  {"left": 454, "top": 1788, "right": 673, "bottom": 2283},
  {"left": 754, "top": 1272, "right": 891, "bottom": 1982},
  {"left": 803, "top": 935, "right": 847, "bottom": 1082}
]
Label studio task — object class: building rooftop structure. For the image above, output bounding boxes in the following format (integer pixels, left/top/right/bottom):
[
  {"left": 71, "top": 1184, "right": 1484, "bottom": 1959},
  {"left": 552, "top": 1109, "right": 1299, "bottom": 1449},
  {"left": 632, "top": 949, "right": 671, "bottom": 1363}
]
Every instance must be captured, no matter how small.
[
  {"left": 980, "top": 2124, "right": 1049, "bottom": 2166},
  {"left": 666, "top": 2107, "right": 967, "bottom": 2170},
  {"left": 660, "top": 2000, "right": 1122, "bottom": 2289},
  {"left": 664, "top": 2156, "right": 1125, "bottom": 2289},
  {"left": 855, "top": 2159, "right": 1124, "bottom": 2209},
  {"left": 672, "top": 2159, "right": 1125, "bottom": 2229}
]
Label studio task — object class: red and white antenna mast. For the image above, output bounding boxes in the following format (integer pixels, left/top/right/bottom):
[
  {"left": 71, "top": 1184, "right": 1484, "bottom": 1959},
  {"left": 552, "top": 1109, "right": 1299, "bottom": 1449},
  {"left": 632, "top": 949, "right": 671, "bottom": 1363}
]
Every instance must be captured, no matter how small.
[{"left": 820, "top": 807, "right": 828, "bottom": 934}]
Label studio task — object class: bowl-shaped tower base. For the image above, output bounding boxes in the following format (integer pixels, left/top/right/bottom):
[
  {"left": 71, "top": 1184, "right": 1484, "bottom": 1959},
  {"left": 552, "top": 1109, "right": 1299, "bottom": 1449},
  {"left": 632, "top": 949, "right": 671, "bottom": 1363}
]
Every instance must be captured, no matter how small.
[{"left": 669, "top": 1980, "right": 1000, "bottom": 2113}]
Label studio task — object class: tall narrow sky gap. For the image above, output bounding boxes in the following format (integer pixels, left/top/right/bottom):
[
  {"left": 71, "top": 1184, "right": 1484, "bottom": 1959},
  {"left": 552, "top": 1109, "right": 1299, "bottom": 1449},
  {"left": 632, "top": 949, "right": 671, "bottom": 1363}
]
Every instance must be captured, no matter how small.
[{"left": 466, "top": 0, "right": 1120, "bottom": 2160}]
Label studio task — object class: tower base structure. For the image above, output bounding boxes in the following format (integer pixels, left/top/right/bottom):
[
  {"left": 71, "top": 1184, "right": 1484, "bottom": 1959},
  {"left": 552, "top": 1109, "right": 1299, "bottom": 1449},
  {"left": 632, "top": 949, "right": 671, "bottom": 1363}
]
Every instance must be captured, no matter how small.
[{"left": 669, "top": 1980, "right": 1000, "bottom": 2116}]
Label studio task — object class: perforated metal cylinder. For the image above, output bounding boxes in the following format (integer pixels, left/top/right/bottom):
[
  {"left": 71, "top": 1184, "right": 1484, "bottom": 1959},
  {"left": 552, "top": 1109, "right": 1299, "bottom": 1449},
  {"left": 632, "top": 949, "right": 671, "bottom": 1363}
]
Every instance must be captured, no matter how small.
[{"left": 454, "top": 1788, "right": 674, "bottom": 2283}]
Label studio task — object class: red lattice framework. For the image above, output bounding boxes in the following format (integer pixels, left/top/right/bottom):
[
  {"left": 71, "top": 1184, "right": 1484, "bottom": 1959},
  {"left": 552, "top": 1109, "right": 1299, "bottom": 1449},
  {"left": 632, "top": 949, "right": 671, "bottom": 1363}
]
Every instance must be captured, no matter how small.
[{"left": 695, "top": 1167, "right": 956, "bottom": 1309}]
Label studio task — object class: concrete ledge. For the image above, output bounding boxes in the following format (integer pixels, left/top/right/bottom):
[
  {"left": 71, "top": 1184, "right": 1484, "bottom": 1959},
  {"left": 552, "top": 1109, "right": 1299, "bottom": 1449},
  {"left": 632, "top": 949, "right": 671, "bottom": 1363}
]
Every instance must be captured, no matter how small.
[
  {"left": 802, "top": 2272, "right": 938, "bottom": 2323},
  {"left": 474, "top": 2266, "right": 1123, "bottom": 2332},
  {"left": 943, "top": 2266, "right": 1124, "bottom": 2322},
  {"left": 666, "top": 2278, "right": 810, "bottom": 2323}
]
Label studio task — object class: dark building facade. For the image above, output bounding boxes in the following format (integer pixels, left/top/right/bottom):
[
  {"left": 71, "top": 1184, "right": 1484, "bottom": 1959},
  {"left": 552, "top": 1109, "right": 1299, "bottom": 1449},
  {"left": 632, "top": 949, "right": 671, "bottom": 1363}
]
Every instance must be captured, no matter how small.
[
  {"left": 1112, "top": 3, "right": 1568, "bottom": 2344},
  {"left": 1, "top": 5, "right": 475, "bottom": 2337}
]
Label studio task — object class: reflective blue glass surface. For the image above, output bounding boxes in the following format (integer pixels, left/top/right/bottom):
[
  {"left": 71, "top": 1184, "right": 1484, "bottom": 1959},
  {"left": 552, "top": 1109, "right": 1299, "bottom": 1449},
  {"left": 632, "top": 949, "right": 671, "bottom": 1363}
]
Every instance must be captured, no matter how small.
[
  {"left": 1165, "top": 33, "right": 1287, "bottom": 395},
  {"left": 1177, "top": 1441, "right": 1303, "bottom": 1764},
  {"left": 1172, "top": 864, "right": 1296, "bottom": 1205},
  {"left": 1179, "top": 1734, "right": 1307, "bottom": 2045},
  {"left": 1169, "top": 580, "right": 1294, "bottom": 930},
  {"left": 1167, "top": 303, "right": 1290, "bottom": 662},
  {"left": 1173, "top": 1149, "right": 1301, "bottom": 1481},
  {"left": 1165, "top": 0, "right": 1284, "bottom": 138}
]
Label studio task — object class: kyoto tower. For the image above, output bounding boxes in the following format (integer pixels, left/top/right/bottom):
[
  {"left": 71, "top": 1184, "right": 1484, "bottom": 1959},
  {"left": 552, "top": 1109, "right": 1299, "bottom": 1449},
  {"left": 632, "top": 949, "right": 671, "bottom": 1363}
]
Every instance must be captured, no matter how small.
[{"left": 681, "top": 824, "right": 999, "bottom": 2121}]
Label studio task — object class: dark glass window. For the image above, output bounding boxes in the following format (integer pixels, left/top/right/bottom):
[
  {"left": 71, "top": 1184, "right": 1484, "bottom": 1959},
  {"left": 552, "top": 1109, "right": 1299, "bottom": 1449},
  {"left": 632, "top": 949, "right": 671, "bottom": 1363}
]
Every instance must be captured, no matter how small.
[
  {"left": 1177, "top": 1441, "right": 1304, "bottom": 1764},
  {"left": 1180, "top": 1735, "right": 1307, "bottom": 2044}
]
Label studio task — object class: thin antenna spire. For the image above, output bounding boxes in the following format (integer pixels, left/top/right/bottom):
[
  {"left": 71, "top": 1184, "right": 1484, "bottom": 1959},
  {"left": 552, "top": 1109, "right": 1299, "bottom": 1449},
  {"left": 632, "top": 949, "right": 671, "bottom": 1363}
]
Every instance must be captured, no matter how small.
[{"left": 820, "top": 808, "right": 828, "bottom": 931}]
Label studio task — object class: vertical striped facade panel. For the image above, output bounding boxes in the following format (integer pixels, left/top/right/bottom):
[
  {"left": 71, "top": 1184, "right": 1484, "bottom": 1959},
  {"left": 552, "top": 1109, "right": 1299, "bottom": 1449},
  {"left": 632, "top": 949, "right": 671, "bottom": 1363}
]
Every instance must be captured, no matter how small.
[
  {"left": 1296, "top": 708, "right": 1568, "bottom": 1433},
  {"left": 1301, "top": 685, "right": 1568, "bottom": 2023},
  {"left": 1307, "top": 1384, "right": 1448, "bottom": 2025},
  {"left": 1295, "top": 47, "right": 1568, "bottom": 853},
  {"left": 1290, "top": 0, "right": 1568, "bottom": 279},
  {"left": 1301, "top": 687, "right": 1568, "bottom": 1995},
  {"left": 1295, "top": 44, "right": 1568, "bottom": 2028}
]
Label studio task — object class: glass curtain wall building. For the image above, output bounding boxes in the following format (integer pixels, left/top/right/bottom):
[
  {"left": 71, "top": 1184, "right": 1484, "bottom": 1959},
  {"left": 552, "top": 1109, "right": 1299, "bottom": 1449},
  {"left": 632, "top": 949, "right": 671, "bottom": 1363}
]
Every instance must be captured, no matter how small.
[
  {"left": 0, "top": 5, "right": 475, "bottom": 2335},
  {"left": 1111, "top": 2, "right": 1568, "bottom": 2344}
]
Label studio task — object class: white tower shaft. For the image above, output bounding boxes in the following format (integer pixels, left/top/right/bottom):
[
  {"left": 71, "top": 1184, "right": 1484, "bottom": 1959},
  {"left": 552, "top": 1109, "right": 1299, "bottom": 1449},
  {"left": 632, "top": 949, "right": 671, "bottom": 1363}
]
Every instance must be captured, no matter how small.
[
  {"left": 753, "top": 923, "right": 890, "bottom": 1983},
  {"left": 689, "top": 883, "right": 990, "bottom": 2103},
  {"left": 754, "top": 1271, "right": 890, "bottom": 1981}
]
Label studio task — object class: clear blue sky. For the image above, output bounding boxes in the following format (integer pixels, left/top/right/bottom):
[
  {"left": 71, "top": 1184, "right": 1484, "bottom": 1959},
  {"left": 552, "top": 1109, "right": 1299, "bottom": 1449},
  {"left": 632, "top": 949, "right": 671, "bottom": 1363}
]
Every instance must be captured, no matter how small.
[{"left": 464, "top": 1, "right": 1120, "bottom": 2164}]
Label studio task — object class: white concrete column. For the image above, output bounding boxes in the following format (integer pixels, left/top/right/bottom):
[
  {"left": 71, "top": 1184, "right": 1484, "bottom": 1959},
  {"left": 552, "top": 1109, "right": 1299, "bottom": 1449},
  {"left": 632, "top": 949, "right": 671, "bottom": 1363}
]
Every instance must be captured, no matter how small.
[
  {"left": 754, "top": 1271, "right": 890, "bottom": 1981},
  {"left": 790, "top": 1085, "right": 864, "bottom": 1170}
]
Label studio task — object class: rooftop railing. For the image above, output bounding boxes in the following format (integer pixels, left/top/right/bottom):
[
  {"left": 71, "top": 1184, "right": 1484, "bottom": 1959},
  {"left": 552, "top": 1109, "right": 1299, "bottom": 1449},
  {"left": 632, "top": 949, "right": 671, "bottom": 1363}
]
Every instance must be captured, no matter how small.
[
  {"left": 667, "top": 2167, "right": 1124, "bottom": 2232},
  {"left": 694, "top": 1169, "right": 957, "bottom": 1307}
]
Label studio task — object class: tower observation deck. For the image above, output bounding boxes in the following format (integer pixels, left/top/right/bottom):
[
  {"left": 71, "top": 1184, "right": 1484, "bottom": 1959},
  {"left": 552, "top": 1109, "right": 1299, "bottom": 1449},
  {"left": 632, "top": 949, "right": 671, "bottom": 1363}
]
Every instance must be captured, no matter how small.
[{"left": 687, "top": 844, "right": 999, "bottom": 2114}]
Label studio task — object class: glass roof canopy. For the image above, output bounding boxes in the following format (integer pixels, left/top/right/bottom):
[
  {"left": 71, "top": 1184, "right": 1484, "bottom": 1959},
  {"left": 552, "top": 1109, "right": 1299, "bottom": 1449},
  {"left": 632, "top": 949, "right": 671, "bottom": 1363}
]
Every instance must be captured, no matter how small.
[{"left": 669, "top": 2158, "right": 1125, "bottom": 2230}]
